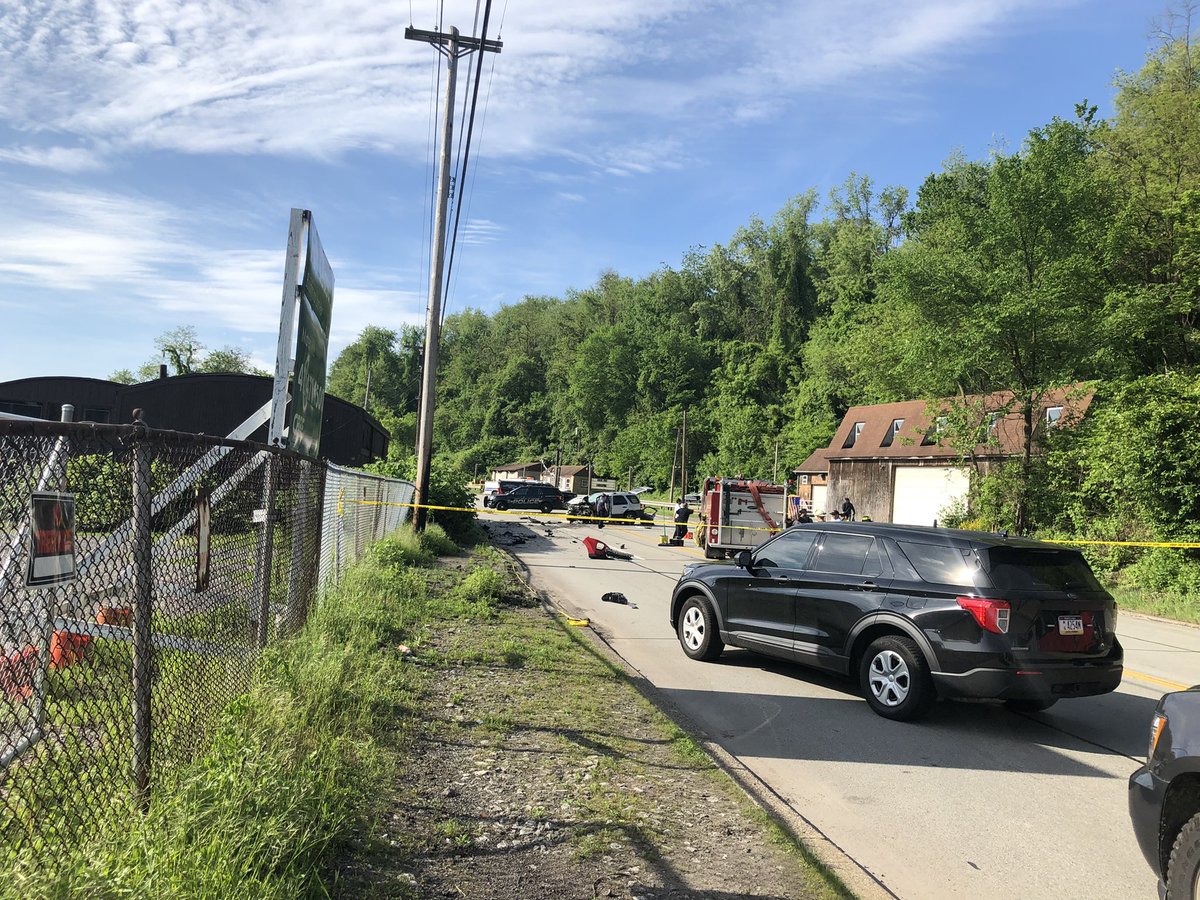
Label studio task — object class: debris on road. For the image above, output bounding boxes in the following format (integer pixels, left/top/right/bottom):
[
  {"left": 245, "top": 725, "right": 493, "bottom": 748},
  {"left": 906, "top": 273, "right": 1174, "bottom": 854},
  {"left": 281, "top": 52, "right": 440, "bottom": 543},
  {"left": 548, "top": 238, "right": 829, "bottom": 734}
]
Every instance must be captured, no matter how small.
[
  {"left": 601, "top": 591, "right": 629, "bottom": 605},
  {"left": 583, "top": 537, "right": 634, "bottom": 561},
  {"left": 566, "top": 618, "right": 590, "bottom": 627}
]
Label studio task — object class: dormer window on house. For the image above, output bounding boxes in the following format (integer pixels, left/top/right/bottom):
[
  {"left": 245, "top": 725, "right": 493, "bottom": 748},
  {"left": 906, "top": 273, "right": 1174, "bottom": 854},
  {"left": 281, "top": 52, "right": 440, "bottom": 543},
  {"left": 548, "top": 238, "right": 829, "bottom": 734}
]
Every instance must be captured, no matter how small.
[
  {"left": 1045, "top": 406, "right": 1063, "bottom": 426},
  {"left": 921, "top": 416, "right": 948, "bottom": 446},
  {"left": 881, "top": 418, "right": 904, "bottom": 447},
  {"left": 843, "top": 421, "right": 865, "bottom": 448}
]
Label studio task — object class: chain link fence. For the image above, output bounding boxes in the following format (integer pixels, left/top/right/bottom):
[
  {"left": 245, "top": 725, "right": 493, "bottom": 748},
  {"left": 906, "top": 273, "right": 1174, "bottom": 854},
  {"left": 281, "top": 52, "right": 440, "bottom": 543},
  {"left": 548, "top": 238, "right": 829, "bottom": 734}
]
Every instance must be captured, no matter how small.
[
  {"left": 0, "top": 420, "right": 412, "bottom": 862},
  {"left": 319, "top": 463, "right": 415, "bottom": 590}
]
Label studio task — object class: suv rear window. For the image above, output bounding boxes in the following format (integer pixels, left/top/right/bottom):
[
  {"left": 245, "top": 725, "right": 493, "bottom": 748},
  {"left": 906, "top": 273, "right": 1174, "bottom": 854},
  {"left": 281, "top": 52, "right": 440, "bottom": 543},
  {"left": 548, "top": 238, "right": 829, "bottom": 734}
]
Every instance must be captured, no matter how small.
[
  {"left": 979, "top": 547, "right": 1103, "bottom": 591},
  {"left": 896, "top": 541, "right": 980, "bottom": 586}
]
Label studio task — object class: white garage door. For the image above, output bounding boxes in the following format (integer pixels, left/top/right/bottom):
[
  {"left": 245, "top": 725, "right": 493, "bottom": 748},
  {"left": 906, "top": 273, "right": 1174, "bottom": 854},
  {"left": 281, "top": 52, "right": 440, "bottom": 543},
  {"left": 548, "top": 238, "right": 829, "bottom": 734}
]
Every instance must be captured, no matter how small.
[
  {"left": 891, "top": 466, "right": 969, "bottom": 526},
  {"left": 811, "top": 484, "right": 828, "bottom": 515}
]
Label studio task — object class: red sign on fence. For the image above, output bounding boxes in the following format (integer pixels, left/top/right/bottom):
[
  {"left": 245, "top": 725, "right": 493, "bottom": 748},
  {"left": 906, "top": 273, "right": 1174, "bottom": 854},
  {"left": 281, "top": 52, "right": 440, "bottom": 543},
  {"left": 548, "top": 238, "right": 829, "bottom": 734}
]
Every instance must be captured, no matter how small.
[{"left": 25, "top": 492, "right": 77, "bottom": 588}]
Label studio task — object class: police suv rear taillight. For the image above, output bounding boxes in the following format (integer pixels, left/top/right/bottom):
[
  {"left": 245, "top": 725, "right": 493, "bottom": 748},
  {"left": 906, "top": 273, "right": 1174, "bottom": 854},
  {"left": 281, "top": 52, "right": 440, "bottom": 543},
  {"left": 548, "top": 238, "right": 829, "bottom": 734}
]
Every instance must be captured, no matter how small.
[{"left": 956, "top": 597, "right": 1011, "bottom": 634}]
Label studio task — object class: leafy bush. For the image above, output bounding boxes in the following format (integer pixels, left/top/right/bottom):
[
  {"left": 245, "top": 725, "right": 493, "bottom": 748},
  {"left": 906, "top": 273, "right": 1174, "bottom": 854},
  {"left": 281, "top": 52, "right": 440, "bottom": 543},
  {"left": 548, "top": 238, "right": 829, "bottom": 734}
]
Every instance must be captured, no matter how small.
[
  {"left": 1124, "top": 549, "right": 1200, "bottom": 596},
  {"left": 366, "top": 452, "right": 476, "bottom": 542}
]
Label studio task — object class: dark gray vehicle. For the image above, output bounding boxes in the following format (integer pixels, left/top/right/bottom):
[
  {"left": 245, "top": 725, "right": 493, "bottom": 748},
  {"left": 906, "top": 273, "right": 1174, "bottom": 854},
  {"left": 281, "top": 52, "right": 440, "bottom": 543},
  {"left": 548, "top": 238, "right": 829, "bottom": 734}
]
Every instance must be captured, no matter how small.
[
  {"left": 669, "top": 522, "right": 1123, "bottom": 721},
  {"left": 1130, "top": 686, "right": 1200, "bottom": 899},
  {"left": 490, "top": 482, "right": 569, "bottom": 513}
]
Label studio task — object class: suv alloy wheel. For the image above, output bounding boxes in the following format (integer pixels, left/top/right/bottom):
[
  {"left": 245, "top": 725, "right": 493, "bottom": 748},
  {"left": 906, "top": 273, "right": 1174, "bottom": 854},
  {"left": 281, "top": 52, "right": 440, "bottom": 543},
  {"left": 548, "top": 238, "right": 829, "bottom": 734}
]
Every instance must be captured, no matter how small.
[
  {"left": 859, "top": 635, "right": 935, "bottom": 722},
  {"left": 677, "top": 596, "right": 724, "bottom": 661}
]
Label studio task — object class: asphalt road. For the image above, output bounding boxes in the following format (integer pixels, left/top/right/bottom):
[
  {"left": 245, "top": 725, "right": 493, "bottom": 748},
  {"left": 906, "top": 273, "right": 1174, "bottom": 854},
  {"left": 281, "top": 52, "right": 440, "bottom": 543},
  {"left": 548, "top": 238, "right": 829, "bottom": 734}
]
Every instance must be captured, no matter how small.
[{"left": 483, "top": 508, "right": 1184, "bottom": 900}]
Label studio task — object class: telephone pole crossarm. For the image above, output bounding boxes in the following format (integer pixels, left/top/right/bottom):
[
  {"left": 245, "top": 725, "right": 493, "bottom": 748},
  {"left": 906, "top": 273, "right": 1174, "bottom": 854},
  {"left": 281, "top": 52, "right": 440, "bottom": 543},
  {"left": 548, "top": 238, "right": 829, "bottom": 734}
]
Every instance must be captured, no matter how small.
[{"left": 404, "top": 26, "right": 502, "bottom": 55}]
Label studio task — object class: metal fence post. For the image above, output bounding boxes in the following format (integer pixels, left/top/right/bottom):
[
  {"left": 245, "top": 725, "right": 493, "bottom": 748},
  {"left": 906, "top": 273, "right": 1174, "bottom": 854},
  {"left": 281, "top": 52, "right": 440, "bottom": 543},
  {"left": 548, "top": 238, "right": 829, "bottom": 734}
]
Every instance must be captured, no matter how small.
[
  {"left": 130, "top": 436, "right": 153, "bottom": 810},
  {"left": 285, "top": 461, "right": 310, "bottom": 633},
  {"left": 253, "top": 454, "right": 278, "bottom": 648}
]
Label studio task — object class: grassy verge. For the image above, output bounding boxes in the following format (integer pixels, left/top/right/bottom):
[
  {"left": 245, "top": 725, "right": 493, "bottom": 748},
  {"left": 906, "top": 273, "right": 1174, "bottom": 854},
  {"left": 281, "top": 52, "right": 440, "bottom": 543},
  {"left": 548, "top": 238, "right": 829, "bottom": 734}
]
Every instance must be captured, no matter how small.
[
  {"left": 1108, "top": 583, "right": 1200, "bottom": 626},
  {"left": 0, "top": 523, "right": 458, "bottom": 899},
  {"left": 1, "top": 522, "right": 849, "bottom": 898}
]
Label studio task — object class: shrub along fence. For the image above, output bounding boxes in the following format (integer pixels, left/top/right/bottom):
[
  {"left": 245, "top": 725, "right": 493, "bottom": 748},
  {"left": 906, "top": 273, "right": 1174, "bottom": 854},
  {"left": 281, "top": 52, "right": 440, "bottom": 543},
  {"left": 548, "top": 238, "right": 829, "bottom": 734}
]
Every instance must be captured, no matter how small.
[{"left": 0, "top": 419, "right": 412, "bottom": 861}]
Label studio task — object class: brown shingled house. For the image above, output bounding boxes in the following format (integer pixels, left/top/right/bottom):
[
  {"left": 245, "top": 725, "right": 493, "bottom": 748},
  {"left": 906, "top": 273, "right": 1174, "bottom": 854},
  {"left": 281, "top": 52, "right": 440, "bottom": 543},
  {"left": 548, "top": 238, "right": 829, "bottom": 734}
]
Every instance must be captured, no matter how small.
[{"left": 814, "top": 386, "right": 1092, "bottom": 525}]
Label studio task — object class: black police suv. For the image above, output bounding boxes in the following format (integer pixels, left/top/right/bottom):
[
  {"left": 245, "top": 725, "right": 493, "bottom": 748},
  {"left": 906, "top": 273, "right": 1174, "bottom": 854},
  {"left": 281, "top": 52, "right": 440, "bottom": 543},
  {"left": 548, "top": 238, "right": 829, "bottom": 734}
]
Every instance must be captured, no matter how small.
[
  {"left": 490, "top": 483, "right": 569, "bottom": 513},
  {"left": 669, "top": 522, "right": 1123, "bottom": 721},
  {"left": 1130, "top": 686, "right": 1200, "bottom": 899}
]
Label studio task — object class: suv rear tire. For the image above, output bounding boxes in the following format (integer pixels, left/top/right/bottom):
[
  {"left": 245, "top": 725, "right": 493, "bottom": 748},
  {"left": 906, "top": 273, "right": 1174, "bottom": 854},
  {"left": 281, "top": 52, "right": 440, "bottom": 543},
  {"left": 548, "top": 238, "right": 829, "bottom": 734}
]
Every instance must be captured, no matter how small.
[
  {"left": 1168, "top": 811, "right": 1200, "bottom": 900},
  {"left": 677, "top": 596, "right": 724, "bottom": 661},
  {"left": 859, "top": 635, "right": 935, "bottom": 722}
]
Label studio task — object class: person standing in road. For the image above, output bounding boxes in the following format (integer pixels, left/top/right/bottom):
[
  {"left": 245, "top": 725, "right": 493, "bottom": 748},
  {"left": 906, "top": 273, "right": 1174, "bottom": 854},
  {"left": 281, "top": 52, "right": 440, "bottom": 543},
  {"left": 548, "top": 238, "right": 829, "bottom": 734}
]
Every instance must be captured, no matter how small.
[
  {"left": 595, "top": 493, "right": 610, "bottom": 528},
  {"left": 672, "top": 498, "right": 692, "bottom": 540},
  {"left": 841, "top": 496, "right": 856, "bottom": 521}
]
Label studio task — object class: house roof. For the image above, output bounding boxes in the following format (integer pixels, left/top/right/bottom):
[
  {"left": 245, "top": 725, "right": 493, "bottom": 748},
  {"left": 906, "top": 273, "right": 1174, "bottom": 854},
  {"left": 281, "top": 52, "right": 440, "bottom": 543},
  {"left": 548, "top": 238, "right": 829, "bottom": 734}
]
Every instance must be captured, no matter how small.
[
  {"left": 496, "top": 461, "right": 545, "bottom": 472},
  {"left": 824, "top": 385, "right": 1093, "bottom": 461},
  {"left": 794, "top": 447, "right": 831, "bottom": 474},
  {"left": 551, "top": 465, "right": 591, "bottom": 477}
]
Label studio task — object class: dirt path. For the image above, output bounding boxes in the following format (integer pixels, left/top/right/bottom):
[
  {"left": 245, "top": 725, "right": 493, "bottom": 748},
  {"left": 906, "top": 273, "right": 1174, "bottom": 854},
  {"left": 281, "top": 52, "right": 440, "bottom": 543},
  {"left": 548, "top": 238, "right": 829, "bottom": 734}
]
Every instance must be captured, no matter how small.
[{"left": 334, "top": 555, "right": 849, "bottom": 900}]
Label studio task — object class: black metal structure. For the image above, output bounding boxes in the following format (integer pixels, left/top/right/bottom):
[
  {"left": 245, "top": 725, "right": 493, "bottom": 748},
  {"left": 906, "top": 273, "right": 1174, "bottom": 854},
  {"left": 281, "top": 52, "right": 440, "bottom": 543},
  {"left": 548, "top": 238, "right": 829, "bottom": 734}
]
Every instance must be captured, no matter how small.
[{"left": 0, "top": 374, "right": 387, "bottom": 467}]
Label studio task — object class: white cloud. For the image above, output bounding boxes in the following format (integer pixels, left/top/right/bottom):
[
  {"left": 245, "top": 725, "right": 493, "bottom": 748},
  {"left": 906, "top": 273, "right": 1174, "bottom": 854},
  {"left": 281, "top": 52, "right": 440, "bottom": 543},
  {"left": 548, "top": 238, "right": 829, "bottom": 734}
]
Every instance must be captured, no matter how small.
[
  {"left": 460, "top": 218, "right": 504, "bottom": 245},
  {"left": 0, "top": 145, "right": 104, "bottom": 172},
  {"left": 0, "top": 182, "right": 420, "bottom": 357},
  {"left": 0, "top": 0, "right": 1075, "bottom": 178}
]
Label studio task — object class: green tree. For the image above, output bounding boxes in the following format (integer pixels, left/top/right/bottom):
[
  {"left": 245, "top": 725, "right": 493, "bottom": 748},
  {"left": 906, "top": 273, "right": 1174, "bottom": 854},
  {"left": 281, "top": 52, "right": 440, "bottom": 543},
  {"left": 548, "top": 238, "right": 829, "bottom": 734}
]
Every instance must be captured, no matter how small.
[
  {"left": 327, "top": 325, "right": 420, "bottom": 414},
  {"left": 1100, "top": 15, "right": 1200, "bottom": 372},
  {"left": 879, "top": 116, "right": 1113, "bottom": 530}
]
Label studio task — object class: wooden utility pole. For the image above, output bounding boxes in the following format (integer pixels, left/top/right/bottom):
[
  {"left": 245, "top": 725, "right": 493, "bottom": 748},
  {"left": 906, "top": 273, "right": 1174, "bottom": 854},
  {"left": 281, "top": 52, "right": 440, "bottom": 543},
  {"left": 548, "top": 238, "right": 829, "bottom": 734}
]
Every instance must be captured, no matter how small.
[
  {"left": 668, "top": 428, "right": 680, "bottom": 501},
  {"left": 406, "top": 24, "right": 502, "bottom": 530},
  {"left": 681, "top": 409, "right": 688, "bottom": 497}
]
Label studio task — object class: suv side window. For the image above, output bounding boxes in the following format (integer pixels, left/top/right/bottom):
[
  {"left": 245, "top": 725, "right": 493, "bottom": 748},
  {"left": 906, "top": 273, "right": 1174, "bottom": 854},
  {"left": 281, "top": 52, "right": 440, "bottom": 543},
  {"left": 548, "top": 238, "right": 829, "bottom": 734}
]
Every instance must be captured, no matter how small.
[
  {"left": 810, "top": 534, "right": 875, "bottom": 575},
  {"left": 863, "top": 540, "right": 891, "bottom": 577},
  {"left": 895, "top": 541, "right": 978, "bottom": 585},
  {"left": 755, "top": 530, "right": 818, "bottom": 569}
]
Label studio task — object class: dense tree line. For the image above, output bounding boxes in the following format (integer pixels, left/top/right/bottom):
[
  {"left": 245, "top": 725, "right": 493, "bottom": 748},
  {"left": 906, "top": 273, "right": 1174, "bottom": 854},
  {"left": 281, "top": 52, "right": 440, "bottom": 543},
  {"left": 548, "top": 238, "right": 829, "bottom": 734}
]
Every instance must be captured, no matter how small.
[{"left": 335, "top": 31, "right": 1200, "bottom": 592}]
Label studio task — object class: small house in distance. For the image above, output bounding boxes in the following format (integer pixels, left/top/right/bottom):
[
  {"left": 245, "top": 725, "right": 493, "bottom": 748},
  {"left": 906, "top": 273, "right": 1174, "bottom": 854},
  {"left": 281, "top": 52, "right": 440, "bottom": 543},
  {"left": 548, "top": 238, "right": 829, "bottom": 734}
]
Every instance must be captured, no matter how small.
[
  {"left": 543, "top": 464, "right": 616, "bottom": 495},
  {"left": 490, "top": 461, "right": 546, "bottom": 482},
  {"left": 811, "top": 386, "right": 1091, "bottom": 525}
]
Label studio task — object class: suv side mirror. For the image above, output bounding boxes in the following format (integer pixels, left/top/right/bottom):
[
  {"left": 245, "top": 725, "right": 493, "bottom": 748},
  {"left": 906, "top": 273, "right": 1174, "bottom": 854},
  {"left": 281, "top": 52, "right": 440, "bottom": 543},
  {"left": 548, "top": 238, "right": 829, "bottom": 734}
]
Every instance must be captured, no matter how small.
[{"left": 734, "top": 550, "right": 752, "bottom": 569}]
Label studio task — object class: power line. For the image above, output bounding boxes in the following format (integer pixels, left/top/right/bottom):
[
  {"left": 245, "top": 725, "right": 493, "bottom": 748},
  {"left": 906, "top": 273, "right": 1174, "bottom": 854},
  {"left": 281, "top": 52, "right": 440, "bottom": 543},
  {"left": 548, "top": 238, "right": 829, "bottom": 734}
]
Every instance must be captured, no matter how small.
[
  {"left": 442, "top": 0, "right": 494, "bottom": 324},
  {"left": 445, "top": 40, "right": 500, "bottom": 318}
]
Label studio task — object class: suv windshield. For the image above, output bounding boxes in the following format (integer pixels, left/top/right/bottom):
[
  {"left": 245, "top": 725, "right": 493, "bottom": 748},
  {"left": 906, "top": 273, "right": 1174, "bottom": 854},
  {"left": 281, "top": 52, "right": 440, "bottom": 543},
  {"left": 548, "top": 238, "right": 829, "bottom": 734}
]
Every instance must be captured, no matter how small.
[{"left": 979, "top": 547, "right": 1103, "bottom": 591}]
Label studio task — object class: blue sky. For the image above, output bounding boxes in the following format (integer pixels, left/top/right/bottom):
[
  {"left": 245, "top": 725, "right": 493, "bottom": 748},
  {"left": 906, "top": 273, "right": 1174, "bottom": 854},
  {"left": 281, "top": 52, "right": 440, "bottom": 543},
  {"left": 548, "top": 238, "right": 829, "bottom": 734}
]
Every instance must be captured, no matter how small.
[{"left": 0, "top": 0, "right": 1169, "bottom": 383}]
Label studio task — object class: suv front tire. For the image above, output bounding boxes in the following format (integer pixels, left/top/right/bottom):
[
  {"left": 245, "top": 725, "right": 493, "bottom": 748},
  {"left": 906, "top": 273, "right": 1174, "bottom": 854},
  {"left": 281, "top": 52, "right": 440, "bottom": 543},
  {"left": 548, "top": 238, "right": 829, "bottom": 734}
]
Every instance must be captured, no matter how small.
[{"left": 677, "top": 596, "right": 724, "bottom": 661}]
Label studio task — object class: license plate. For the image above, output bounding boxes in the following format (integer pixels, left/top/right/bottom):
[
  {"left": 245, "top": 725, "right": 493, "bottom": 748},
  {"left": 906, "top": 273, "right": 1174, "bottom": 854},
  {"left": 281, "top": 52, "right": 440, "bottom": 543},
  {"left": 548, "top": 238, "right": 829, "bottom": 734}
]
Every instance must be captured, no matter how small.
[{"left": 1058, "top": 615, "right": 1085, "bottom": 635}]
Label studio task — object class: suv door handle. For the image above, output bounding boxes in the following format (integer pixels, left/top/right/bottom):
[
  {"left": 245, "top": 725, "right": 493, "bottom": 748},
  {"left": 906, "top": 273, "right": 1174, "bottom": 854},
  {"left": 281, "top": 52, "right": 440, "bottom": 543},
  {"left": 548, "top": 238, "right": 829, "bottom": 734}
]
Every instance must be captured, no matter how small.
[
  {"left": 773, "top": 574, "right": 791, "bottom": 582},
  {"left": 854, "top": 581, "right": 877, "bottom": 591}
]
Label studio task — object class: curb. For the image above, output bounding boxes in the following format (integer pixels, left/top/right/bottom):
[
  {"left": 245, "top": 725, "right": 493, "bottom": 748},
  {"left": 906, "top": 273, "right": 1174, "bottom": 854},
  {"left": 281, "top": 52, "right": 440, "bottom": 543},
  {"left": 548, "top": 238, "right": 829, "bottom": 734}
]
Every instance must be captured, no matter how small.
[{"left": 500, "top": 547, "right": 894, "bottom": 900}]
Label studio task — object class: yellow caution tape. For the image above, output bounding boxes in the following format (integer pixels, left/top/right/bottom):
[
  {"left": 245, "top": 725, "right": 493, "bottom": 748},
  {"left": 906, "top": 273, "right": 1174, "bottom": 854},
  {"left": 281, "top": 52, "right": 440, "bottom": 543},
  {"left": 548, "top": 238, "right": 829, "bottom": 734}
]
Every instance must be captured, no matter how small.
[{"left": 338, "top": 498, "right": 1200, "bottom": 548}]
